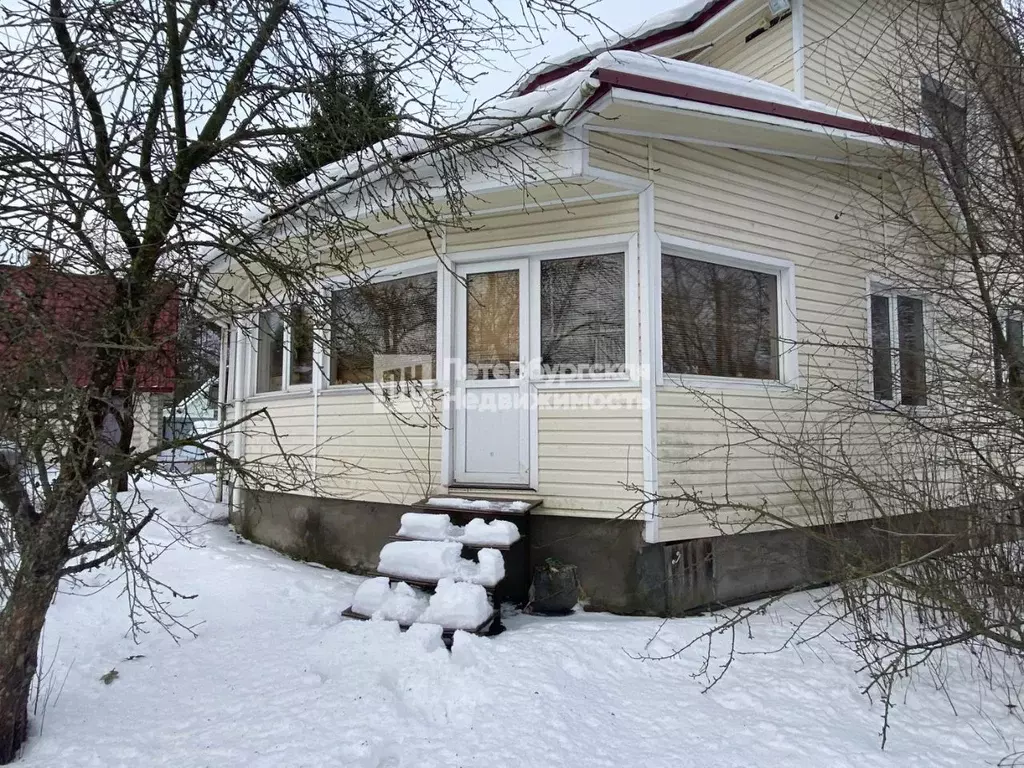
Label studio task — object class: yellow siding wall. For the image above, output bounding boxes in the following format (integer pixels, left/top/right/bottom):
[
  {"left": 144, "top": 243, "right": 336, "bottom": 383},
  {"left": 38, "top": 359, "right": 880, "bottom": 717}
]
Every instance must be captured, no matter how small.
[
  {"left": 700, "top": 13, "right": 794, "bottom": 90},
  {"left": 589, "top": 131, "right": 902, "bottom": 541}
]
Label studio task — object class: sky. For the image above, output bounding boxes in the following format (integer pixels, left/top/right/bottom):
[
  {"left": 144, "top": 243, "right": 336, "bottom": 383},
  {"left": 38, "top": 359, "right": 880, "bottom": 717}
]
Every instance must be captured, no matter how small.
[{"left": 463, "top": 0, "right": 695, "bottom": 106}]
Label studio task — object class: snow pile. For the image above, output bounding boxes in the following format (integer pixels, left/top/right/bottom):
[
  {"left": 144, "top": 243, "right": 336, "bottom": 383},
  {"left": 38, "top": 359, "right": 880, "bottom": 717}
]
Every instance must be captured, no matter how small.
[
  {"left": 378, "top": 540, "right": 465, "bottom": 583},
  {"left": 459, "top": 518, "right": 521, "bottom": 547},
  {"left": 349, "top": 576, "right": 392, "bottom": 616},
  {"left": 457, "top": 548, "right": 505, "bottom": 588},
  {"left": 371, "top": 582, "right": 430, "bottom": 625},
  {"left": 425, "top": 496, "right": 532, "bottom": 514},
  {"left": 398, "top": 512, "right": 458, "bottom": 541},
  {"left": 417, "top": 579, "right": 493, "bottom": 631},
  {"left": 378, "top": 541, "right": 505, "bottom": 587}
]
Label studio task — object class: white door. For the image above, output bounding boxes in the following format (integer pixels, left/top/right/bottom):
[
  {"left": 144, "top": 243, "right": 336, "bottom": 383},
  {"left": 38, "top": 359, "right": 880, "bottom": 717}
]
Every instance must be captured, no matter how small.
[{"left": 452, "top": 259, "right": 531, "bottom": 487}]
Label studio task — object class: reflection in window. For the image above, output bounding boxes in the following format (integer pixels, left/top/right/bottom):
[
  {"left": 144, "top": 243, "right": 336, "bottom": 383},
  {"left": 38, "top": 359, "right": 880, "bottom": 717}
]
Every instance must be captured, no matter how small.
[
  {"left": 331, "top": 273, "right": 437, "bottom": 385},
  {"left": 871, "top": 295, "right": 894, "bottom": 401},
  {"left": 540, "top": 254, "right": 625, "bottom": 374},
  {"left": 256, "top": 310, "right": 285, "bottom": 393},
  {"left": 290, "top": 305, "right": 315, "bottom": 386},
  {"left": 466, "top": 270, "right": 520, "bottom": 380},
  {"left": 897, "top": 296, "right": 927, "bottom": 406},
  {"left": 661, "top": 254, "right": 779, "bottom": 379},
  {"left": 869, "top": 291, "right": 928, "bottom": 406}
]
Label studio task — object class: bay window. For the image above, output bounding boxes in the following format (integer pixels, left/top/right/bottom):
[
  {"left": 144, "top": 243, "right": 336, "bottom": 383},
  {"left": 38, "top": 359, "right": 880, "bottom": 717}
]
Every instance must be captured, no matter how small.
[{"left": 330, "top": 272, "right": 437, "bottom": 385}]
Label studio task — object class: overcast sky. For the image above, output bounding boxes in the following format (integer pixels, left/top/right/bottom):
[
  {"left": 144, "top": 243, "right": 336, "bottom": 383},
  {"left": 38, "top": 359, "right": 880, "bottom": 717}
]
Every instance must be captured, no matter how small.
[{"left": 463, "top": 0, "right": 695, "bottom": 105}]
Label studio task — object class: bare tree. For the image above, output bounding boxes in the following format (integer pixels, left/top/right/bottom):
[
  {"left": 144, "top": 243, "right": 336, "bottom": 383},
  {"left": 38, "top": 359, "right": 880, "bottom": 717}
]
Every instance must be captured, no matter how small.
[
  {"left": 0, "top": 0, "right": 599, "bottom": 760},
  {"left": 643, "top": 0, "right": 1024, "bottom": 743}
]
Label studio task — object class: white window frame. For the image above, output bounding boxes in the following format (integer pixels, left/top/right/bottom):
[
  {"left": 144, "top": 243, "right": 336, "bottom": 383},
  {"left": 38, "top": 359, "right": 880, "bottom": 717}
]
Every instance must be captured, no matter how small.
[
  {"left": 444, "top": 233, "right": 641, "bottom": 389},
  {"left": 249, "top": 300, "right": 315, "bottom": 398},
  {"left": 656, "top": 235, "right": 799, "bottom": 389},
  {"left": 866, "top": 278, "right": 933, "bottom": 408},
  {"left": 321, "top": 257, "right": 440, "bottom": 394},
  {"left": 993, "top": 305, "right": 1023, "bottom": 390}
]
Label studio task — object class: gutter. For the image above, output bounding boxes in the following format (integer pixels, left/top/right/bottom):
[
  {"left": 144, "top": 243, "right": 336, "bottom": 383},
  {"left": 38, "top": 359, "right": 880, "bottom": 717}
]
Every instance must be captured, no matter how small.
[{"left": 593, "top": 68, "right": 932, "bottom": 148}]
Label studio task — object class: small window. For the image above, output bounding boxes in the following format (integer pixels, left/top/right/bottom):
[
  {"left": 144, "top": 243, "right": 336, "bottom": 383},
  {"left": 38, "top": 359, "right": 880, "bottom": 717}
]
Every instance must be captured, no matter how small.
[
  {"left": 289, "top": 305, "right": 314, "bottom": 386},
  {"left": 255, "top": 309, "right": 285, "bottom": 393},
  {"left": 994, "top": 308, "right": 1023, "bottom": 391},
  {"left": 662, "top": 254, "right": 779, "bottom": 380},
  {"left": 330, "top": 272, "right": 437, "bottom": 385},
  {"left": 869, "top": 289, "right": 928, "bottom": 406},
  {"left": 921, "top": 74, "right": 967, "bottom": 183},
  {"left": 540, "top": 254, "right": 625, "bottom": 375}
]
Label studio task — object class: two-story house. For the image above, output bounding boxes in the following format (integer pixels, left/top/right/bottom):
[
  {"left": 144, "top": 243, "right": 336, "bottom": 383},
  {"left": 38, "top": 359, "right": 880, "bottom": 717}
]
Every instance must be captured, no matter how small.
[{"left": 215, "top": 0, "right": 971, "bottom": 614}]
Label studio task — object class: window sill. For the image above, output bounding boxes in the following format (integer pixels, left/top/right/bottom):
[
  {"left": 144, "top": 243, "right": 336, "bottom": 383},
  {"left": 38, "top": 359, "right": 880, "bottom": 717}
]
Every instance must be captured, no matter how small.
[
  {"left": 319, "top": 380, "right": 440, "bottom": 397},
  {"left": 532, "top": 375, "right": 637, "bottom": 391},
  {"left": 246, "top": 388, "right": 312, "bottom": 404},
  {"left": 660, "top": 373, "right": 798, "bottom": 393}
]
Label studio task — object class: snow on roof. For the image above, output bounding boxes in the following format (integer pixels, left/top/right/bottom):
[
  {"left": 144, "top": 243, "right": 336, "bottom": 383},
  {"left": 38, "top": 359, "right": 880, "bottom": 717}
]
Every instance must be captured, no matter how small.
[{"left": 512, "top": 0, "right": 720, "bottom": 95}]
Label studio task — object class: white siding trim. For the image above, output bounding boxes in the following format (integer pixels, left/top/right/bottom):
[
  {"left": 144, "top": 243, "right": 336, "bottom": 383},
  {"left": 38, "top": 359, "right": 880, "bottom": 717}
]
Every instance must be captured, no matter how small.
[
  {"left": 792, "top": 0, "right": 806, "bottom": 98},
  {"left": 639, "top": 184, "right": 660, "bottom": 542}
]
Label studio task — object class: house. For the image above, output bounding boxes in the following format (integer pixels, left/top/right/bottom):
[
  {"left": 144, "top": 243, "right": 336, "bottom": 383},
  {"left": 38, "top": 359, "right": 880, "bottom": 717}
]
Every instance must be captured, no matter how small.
[
  {"left": 215, "top": 0, "right": 971, "bottom": 614},
  {"left": 0, "top": 260, "right": 177, "bottom": 458}
]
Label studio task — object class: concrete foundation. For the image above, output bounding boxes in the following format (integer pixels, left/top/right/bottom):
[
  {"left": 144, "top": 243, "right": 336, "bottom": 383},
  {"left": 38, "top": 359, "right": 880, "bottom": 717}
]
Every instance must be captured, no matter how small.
[{"left": 233, "top": 490, "right": 948, "bottom": 615}]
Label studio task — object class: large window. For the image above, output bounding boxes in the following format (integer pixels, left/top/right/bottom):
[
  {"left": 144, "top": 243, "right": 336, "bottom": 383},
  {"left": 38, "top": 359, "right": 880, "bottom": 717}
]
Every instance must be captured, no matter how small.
[
  {"left": 994, "top": 307, "right": 1023, "bottom": 391},
  {"left": 921, "top": 74, "right": 967, "bottom": 186},
  {"left": 661, "top": 253, "right": 780, "bottom": 380},
  {"left": 255, "top": 305, "right": 313, "bottom": 394},
  {"left": 540, "top": 254, "right": 625, "bottom": 375},
  {"left": 330, "top": 272, "right": 437, "bottom": 385},
  {"left": 870, "top": 290, "right": 928, "bottom": 406}
]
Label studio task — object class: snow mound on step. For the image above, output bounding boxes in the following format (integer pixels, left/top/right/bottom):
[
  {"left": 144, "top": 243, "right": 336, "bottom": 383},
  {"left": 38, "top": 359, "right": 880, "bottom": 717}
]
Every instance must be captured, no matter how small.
[
  {"left": 425, "top": 497, "right": 531, "bottom": 514},
  {"left": 378, "top": 541, "right": 465, "bottom": 582},
  {"left": 349, "top": 576, "right": 391, "bottom": 616},
  {"left": 398, "top": 512, "right": 460, "bottom": 541},
  {"left": 464, "top": 548, "right": 505, "bottom": 587},
  {"left": 459, "top": 518, "right": 521, "bottom": 547},
  {"left": 418, "top": 579, "right": 493, "bottom": 631},
  {"left": 372, "top": 582, "right": 429, "bottom": 625}
]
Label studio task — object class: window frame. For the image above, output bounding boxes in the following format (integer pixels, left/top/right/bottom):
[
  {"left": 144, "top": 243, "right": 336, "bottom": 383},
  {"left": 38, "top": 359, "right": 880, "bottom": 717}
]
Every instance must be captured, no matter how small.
[
  {"left": 656, "top": 236, "right": 798, "bottom": 389},
  {"left": 529, "top": 249, "right": 633, "bottom": 385},
  {"left": 249, "top": 301, "right": 315, "bottom": 398},
  {"left": 993, "top": 305, "right": 1024, "bottom": 391},
  {"left": 866, "top": 279, "right": 934, "bottom": 408},
  {"left": 322, "top": 257, "right": 441, "bottom": 394}
]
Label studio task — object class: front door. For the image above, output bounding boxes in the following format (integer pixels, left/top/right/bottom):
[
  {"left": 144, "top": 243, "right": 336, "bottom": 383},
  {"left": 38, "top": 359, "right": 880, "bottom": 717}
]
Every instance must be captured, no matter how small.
[{"left": 452, "top": 259, "right": 531, "bottom": 487}]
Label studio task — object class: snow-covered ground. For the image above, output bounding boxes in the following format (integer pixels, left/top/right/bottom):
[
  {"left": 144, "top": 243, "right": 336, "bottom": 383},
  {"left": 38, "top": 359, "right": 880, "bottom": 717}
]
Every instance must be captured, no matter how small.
[{"left": 15, "top": 477, "right": 1023, "bottom": 767}]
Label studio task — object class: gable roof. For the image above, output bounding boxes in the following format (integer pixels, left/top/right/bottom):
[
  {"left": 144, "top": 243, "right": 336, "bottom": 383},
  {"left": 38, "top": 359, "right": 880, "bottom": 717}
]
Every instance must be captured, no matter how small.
[{"left": 515, "top": 0, "right": 739, "bottom": 95}]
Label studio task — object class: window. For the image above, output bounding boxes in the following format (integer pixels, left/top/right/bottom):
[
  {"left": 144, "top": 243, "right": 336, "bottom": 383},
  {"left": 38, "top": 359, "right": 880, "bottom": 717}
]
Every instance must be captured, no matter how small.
[
  {"left": 921, "top": 74, "right": 967, "bottom": 185},
  {"left": 661, "top": 254, "right": 779, "bottom": 380},
  {"left": 255, "top": 310, "right": 285, "bottom": 393},
  {"left": 869, "top": 290, "right": 928, "bottom": 406},
  {"left": 540, "top": 254, "right": 625, "bottom": 375},
  {"left": 994, "top": 307, "right": 1023, "bottom": 391},
  {"left": 255, "top": 305, "right": 313, "bottom": 394},
  {"left": 330, "top": 272, "right": 437, "bottom": 385}
]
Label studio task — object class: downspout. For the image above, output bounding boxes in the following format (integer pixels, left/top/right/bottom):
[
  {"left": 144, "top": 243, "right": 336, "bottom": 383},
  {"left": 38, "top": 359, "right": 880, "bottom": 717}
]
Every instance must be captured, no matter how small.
[{"left": 792, "top": 0, "right": 806, "bottom": 100}]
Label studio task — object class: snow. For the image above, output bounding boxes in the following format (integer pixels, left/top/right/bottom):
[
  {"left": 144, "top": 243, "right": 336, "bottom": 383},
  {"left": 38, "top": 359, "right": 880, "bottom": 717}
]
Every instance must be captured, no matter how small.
[
  {"left": 377, "top": 540, "right": 506, "bottom": 587},
  {"left": 378, "top": 540, "right": 465, "bottom": 583},
  {"left": 398, "top": 512, "right": 456, "bottom": 541},
  {"left": 371, "top": 581, "right": 430, "bottom": 625},
  {"left": 512, "top": 0, "right": 713, "bottom": 93},
  {"left": 417, "top": 579, "right": 493, "bottom": 631},
  {"left": 425, "top": 496, "right": 532, "bottom": 514},
  {"left": 459, "top": 518, "right": 522, "bottom": 547},
  {"left": 349, "top": 576, "right": 391, "bottom": 616},
  {"left": 12, "top": 475, "right": 1024, "bottom": 768}
]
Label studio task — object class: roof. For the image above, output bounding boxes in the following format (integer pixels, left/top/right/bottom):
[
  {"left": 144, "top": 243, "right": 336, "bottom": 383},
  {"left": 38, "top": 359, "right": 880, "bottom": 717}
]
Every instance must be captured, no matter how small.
[
  {"left": 0, "top": 266, "right": 178, "bottom": 394},
  {"left": 514, "top": 0, "right": 736, "bottom": 95}
]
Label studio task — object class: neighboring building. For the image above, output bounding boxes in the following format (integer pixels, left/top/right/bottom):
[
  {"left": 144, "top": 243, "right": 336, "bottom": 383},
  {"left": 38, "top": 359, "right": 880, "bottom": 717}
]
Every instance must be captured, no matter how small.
[
  {"left": 0, "top": 262, "right": 177, "bottom": 456},
  {"left": 217, "top": 0, "right": 971, "bottom": 613}
]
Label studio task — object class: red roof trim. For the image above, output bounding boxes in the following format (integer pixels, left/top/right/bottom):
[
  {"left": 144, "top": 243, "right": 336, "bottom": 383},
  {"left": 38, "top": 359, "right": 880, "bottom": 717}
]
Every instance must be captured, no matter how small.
[
  {"left": 593, "top": 68, "right": 931, "bottom": 147},
  {"left": 521, "top": 0, "right": 740, "bottom": 95}
]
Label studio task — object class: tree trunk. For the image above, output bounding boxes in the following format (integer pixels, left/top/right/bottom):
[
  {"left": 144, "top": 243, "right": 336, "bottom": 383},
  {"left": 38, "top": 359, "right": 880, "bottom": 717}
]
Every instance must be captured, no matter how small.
[{"left": 0, "top": 548, "right": 62, "bottom": 763}]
